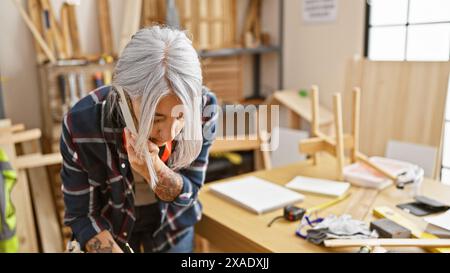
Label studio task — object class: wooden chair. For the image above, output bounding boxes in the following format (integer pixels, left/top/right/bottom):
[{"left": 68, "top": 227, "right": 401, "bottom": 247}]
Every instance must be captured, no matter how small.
[{"left": 0, "top": 119, "right": 63, "bottom": 253}]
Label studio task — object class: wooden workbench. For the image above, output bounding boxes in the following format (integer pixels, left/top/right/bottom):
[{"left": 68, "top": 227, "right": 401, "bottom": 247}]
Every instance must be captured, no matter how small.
[{"left": 196, "top": 154, "right": 450, "bottom": 253}]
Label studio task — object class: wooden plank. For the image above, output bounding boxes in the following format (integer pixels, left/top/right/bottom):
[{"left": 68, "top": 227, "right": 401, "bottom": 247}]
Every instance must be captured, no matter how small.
[
  {"left": 119, "top": 0, "right": 143, "bottom": 55},
  {"left": 356, "top": 151, "right": 397, "bottom": 181},
  {"left": 98, "top": 0, "right": 114, "bottom": 56},
  {"left": 14, "top": 170, "right": 40, "bottom": 252},
  {"left": 210, "top": 138, "right": 260, "bottom": 153},
  {"left": 67, "top": 3, "right": 81, "bottom": 58},
  {"left": 15, "top": 153, "right": 62, "bottom": 169},
  {"left": 311, "top": 85, "right": 319, "bottom": 136},
  {"left": 60, "top": 3, "right": 72, "bottom": 58},
  {"left": 343, "top": 187, "right": 379, "bottom": 220},
  {"left": 10, "top": 0, "right": 56, "bottom": 63},
  {"left": 271, "top": 90, "right": 334, "bottom": 127},
  {"left": 38, "top": 0, "right": 56, "bottom": 58},
  {"left": 27, "top": 0, "right": 47, "bottom": 63},
  {"left": 253, "top": 0, "right": 262, "bottom": 45},
  {"left": 0, "top": 129, "right": 41, "bottom": 145},
  {"left": 333, "top": 93, "right": 345, "bottom": 180},
  {"left": 21, "top": 142, "right": 63, "bottom": 253},
  {"left": 311, "top": 85, "right": 320, "bottom": 165},
  {"left": 0, "top": 124, "right": 25, "bottom": 134},
  {"left": 229, "top": 0, "right": 237, "bottom": 46},
  {"left": 299, "top": 135, "right": 354, "bottom": 155},
  {"left": 345, "top": 59, "right": 450, "bottom": 163},
  {"left": 41, "top": 0, "right": 67, "bottom": 59},
  {"left": 191, "top": 0, "right": 200, "bottom": 49},
  {"left": 351, "top": 87, "right": 360, "bottom": 163}
]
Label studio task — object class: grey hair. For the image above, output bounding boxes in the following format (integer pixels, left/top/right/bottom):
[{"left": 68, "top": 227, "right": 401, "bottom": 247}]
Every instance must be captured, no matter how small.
[{"left": 110, "top": 26, "right": 203, "bottom": 181}]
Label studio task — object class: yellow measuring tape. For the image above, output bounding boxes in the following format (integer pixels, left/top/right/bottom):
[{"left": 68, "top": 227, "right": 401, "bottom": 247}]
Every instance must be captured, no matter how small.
[{"left": 306, "top": 192, "right": 352, "bottom": 215}]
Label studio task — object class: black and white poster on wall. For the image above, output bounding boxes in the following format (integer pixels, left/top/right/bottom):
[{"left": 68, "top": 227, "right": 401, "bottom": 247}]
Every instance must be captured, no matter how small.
[{"left": 303, "top": 0, "right": 338, "bottom": 23}]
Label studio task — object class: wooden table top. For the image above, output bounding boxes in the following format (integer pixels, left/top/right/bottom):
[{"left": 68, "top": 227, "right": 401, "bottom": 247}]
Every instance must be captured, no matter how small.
[{"left": 196, "top": 154, "right": 450, "bottom": 253}]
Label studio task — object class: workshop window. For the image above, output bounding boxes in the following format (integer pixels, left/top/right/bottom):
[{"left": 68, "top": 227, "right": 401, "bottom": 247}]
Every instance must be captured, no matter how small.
[
  {"left": 365, "top": 0, "right": 450, "bottom": 184},
  {"left": 365, "top": 0, "right": 450, "bottom": 61}
]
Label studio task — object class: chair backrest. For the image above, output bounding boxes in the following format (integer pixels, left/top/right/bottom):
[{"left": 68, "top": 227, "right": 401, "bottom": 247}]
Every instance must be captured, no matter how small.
[{"left": 385, "top": 140, "right": 437, "bottom": 178}]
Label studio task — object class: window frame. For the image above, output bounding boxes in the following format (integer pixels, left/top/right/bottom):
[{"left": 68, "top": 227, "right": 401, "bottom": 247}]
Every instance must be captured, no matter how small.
[{"left": 364, "top": 0, "right": 450, "bottom": 61}]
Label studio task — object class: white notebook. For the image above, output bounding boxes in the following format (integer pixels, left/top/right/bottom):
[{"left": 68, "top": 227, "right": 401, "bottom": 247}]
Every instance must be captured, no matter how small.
[
  {"left": 285, "top": 176, "right": 350, "bottom": 197},
  {"left": 209, "top": 176, "right": 304, "bottom": 215}
]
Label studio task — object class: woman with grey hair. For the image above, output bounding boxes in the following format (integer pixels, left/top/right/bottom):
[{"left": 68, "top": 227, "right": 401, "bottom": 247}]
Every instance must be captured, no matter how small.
[{"left": 60, "top": 26, "right": 218, "bottom": 253}]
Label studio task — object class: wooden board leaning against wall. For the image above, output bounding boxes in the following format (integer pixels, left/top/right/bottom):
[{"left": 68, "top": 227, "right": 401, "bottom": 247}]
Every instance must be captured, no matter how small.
[{"left": 344, "top": 58, "right": 450, "bottom": 179}]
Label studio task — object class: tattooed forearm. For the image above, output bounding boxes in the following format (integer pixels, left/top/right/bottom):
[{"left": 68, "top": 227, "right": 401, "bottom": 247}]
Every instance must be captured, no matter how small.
[
  {"left": 154, "top": 164, "right": 183, "bottom": 202},
  {"left": 86, "top": 238, "right": 115, "bottom": 253}
]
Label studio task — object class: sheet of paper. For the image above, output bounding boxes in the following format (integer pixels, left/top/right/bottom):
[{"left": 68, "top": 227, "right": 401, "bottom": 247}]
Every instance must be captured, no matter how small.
[{"left": 285, "top": 176, "right": 350, "bottom": 197}]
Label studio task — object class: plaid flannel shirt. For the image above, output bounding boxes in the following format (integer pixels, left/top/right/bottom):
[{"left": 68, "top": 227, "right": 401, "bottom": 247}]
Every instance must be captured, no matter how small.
[{"left": 60, "top": 85, "right": 218, "bottom": 252}]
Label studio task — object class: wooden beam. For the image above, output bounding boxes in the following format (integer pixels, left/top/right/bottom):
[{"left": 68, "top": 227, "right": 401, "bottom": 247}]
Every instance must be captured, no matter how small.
[
  {"left": 67, "top": 3, "right": 81, "bottom": 58},
  {"left": 10, "top": 0, "right": 56, "bottom": 63},
  {"left": 15, "top": 153, "right": 62, "bottom": 169},
  {"left": 210, "top": 138, "right": 260, "bottom": 153},
  {"left": 0, "top": 129, "right": 42, "bottom": 145},
  {"left": 27, "top": 0, "right": 47, "bottom": 63},
  {"left": 98, "top": 0, "right": 114, "bottom": 56},
  {"left": 21, "top": 142, "right": 63, "bottom": 253},
  {"left": 14, "top": 170, "right": 40, "bottom": 252},
  {"left": 351, "top": 87, "right": 361, "bottom": 163},
  {"left": 299, "top": 135, "right": 354, "bottom": 155},
  {"left": 60, "top": 3, "right": 73, "bottom": 58},
  {"left": 40, "top": 0, "right": 67, "bottom": 59},
  {"left": 333, "top": 93, "right": 345, "bottom": 180},
  {"left": 259, "top": 130, "right": 272, "bottom": 170},
  {"left": 343, "top": 187, "right": 379, "bottom": 220},
  {"left": 0, "top": 124, "right": 25, "bottom": 134},
  {"left": 311, "top": 85, "right": 320, "bottom": 165},
  {"left": 356, "top": 152, "right": 397, "bottom": 181},
  {"left": 311, "top": 85, "right": 319, "bottom": 136},
  {"left": 119, "top": 0, "right": 143, "bottom": 56}
]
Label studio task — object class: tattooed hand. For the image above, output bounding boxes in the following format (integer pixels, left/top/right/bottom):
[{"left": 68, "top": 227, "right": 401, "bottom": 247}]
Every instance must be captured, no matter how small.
[
  {"left": 153, "top": 159, "right": 183, "bottom": 202},
  {"left": 87, "top": 238, "right": 114, "bottom": 253},
  {"left": 85, "top": 230, "right": 123, "bottom": 253},
  {"left": 124, "top": 129, "right": 160, "bottom": 181}
]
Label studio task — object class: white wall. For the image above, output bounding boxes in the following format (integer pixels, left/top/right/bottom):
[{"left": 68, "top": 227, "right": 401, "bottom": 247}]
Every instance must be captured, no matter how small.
[
  {"left": 284, "top": 0, "right": 366, "bottom": 109},
  {"left": 0, "top": 0, "right": 366, "bottom": 129}
]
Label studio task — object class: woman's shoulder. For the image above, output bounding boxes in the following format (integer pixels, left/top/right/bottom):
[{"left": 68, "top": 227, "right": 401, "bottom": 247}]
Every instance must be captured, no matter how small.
[{"left": 64, "top": 86, "right": 111, "bottom": 135}]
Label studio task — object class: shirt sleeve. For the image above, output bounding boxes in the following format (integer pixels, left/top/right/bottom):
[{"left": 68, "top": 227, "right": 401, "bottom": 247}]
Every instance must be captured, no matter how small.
[{"left": 60, "top": 115, "right": 111, "bottom": 249}]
